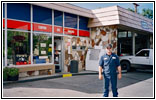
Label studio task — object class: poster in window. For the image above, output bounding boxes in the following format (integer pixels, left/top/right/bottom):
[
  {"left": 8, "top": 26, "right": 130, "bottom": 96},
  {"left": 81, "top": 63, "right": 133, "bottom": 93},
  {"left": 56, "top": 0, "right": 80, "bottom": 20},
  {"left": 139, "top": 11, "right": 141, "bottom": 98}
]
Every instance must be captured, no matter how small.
[
  {"left": 41, "top": 51, "right": 46, "bottom": 55},
  {"left": 40, "top": 43, "right": 46, "bottom": 47}
]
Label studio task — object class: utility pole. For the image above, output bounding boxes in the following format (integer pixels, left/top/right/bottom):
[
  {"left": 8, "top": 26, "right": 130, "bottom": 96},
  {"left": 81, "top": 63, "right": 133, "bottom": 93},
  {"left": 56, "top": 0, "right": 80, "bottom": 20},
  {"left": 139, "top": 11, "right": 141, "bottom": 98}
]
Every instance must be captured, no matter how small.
[{"left": 133, "top": 3, "right": 139, "bottom": 13}]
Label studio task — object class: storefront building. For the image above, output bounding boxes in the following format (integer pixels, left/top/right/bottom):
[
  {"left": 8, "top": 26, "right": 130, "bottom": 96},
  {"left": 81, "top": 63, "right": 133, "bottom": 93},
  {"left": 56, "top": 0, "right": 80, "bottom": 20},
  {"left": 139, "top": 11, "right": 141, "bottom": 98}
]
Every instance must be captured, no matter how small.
[
  {"left": 88, "top": 6, "right": 153, "bottom": 56},
  {"left": 3, "top": 3, "right": 153, "bottom": 77}
]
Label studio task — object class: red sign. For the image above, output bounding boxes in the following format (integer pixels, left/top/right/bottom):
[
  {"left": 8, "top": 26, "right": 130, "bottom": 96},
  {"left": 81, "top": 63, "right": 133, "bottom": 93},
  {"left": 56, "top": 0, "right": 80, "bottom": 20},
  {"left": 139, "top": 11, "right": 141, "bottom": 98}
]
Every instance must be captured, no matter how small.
[
  {"left": 3, "top": 19, "right": 5, "bottom": 28},
  {"left": 54, "top": 26, "right": 63, "bottom": 34},
  {"left": 7, "top": 19, "right": 31, "bottom": 30},
  {"left": 33, "top": 23, "right": 52, "bottom": 32},
  {"left": 79, "top": 30, "right": 90, "bottom": 37},
  {"left": 64, "top": 28, "right": 77, "bottom": 36}
]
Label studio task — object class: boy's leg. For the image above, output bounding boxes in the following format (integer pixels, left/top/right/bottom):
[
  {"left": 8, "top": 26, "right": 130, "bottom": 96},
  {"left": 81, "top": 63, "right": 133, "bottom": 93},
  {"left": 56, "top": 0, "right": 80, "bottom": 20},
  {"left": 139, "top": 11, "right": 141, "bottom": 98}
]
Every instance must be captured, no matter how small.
[
  {"left": 111, "top": 75, "right": 118, "bottom": 97},
  {"left": 103, "top": 75, "right": 110, "bottom": 97}
]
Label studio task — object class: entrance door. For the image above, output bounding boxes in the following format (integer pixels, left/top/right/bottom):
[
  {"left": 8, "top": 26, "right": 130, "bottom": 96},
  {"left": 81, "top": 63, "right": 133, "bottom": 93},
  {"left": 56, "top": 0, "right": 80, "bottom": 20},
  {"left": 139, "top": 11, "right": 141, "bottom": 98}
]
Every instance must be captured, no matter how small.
[{"left": 54, "top": 36, "right": 63, "bottom": 73}]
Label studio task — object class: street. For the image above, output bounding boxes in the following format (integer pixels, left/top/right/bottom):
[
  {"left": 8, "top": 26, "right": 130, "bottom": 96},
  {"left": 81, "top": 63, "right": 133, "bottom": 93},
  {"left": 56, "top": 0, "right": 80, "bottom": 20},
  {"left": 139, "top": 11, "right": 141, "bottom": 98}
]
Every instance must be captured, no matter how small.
[{"left": 3, "top": 70, "right": 153, "bottom": 98}]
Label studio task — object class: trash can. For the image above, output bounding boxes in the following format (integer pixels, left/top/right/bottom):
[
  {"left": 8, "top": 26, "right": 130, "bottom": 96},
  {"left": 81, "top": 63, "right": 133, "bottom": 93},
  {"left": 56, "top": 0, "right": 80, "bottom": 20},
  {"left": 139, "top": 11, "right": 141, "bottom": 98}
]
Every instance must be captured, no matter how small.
[{"left": 70, "top": 60, "right": 78, "bottom": 73}]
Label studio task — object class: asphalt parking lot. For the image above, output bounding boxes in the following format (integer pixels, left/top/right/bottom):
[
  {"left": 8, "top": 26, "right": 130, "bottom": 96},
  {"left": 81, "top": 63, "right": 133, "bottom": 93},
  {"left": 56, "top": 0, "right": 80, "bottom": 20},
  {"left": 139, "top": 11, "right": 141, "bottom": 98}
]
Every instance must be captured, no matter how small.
[{"left": 3, "top": 69, "right": 153, "bottom": 98}]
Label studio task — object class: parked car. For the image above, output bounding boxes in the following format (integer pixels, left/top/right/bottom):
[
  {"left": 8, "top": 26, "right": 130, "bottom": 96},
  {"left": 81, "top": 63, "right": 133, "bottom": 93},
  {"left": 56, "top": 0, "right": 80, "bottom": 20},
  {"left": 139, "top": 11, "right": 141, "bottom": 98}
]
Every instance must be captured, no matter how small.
[{"left": 119, "top": 49, "right": 153, "bottom": 72}]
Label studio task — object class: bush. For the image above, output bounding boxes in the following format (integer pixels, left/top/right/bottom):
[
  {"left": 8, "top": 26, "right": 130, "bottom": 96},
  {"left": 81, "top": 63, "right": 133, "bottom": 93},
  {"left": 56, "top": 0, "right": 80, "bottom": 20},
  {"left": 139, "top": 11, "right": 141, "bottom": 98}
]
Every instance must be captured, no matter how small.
[
  {"left": 8, "top": 67, "right": 19, "bottom": 77},
  {"left": 3, "top": 67, "right": 9, "bottom": 81}
]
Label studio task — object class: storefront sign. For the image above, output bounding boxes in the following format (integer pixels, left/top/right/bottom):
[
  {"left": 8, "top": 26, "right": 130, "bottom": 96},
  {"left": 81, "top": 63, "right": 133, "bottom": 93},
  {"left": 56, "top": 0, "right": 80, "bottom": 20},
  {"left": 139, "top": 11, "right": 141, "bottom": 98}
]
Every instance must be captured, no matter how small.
[
  {"left": 79, "top": 30, "right": 90, "bottom": 37},
  {"left": 150, "top": 22, "right": 153, "bottom": 26},
  {"left": 7, "top": 19, "right": 31, "bottom": 30},
  {"left": 64, "top": 28, "right": 77, "bottom": 36},
  {"left": 33, "top": 23, "right": 52, "bottom": 32},
  {"left": 141, "top": 21, "right": 149, "bottom": 29},
  {"left": 54, "top": 26, "right": 63, "bottom": 34}
]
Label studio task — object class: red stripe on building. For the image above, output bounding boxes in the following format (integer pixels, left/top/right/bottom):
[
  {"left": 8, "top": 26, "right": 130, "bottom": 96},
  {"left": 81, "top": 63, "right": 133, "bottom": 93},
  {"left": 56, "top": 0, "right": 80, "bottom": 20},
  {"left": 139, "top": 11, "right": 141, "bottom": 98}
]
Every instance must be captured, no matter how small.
[
  {"left": 54, "top": 26, "right": 63, "bottom": 34},
  {"left": 3, "top": 19, "right": 5, "bottom": 28},
  {"left": 33, "top": 23, "right": 52, "bottom": 32},
  {"left": 64, "top": 28, "right": 77, "bottom": 36},
  {"left": 79, "top": 30, "right": 90, "bottom": 37},
  {"left": 7, "top": 19, "right": 31, "bottom": 30}
]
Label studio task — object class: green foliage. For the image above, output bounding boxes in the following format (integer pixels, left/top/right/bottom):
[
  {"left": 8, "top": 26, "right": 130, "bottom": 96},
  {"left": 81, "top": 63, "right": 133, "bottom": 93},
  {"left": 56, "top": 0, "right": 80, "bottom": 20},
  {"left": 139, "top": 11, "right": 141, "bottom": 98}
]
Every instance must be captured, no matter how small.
[
  {"left": 3, "top": 67, "right": 9, "bottom": 81},
  {"left": 7, "top": 47, "right": 13, "bottom": 56},
  {"left": 127, "top": 7, "right": 153, "bottom": 19},
  {"left": 142, "top": 8, "right": 153, "bottom": 19},
  {"left": 127, "top": 8, "right": 135, "bottom": 12},
  {"left": 8, "top": 67, "right": 19, "bottom": 77}
]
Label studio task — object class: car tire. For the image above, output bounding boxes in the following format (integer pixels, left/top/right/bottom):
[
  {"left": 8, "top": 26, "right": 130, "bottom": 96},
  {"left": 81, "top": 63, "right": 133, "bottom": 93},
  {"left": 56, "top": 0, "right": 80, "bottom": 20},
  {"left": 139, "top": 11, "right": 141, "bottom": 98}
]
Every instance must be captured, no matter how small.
[{"left": 120, "top": 61, "right": 130, "bottom": 72}]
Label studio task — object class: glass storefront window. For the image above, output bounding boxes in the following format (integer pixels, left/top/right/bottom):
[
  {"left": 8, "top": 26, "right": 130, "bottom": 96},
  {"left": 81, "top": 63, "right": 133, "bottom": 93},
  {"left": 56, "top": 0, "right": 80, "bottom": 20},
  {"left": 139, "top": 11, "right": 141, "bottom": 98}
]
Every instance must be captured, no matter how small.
[
  {"left": 64, "top": 12, "right": 77, "bottom": 29},
  {"left": 7, "top": 3, "right": 30, "bottom": 21},
  {"left": 79, "top": 16, "right": 89, "bottom": 30},
  {"left": 135, "top": 33, "right": 150, "bottom": 53},
  {"left": 117, "top": 30, "right": 132, "bottom": 56},
  {"left": 54, "top": 10, "right": 63, "bottom": 26},
  {"left": 3, "top": 3, "right": 5, "bottom": 29},
  {"left": 33, "top": 33, "right": 52, "bottom": 64},
  {"left": 118, "top": 31, "right": 127, "bottom": 38},
  {"left": 7, "top": 31, "right": 31, "bottom": 66},
  {"left": 33, "top": 5, "right": 52, "bottom": 25},
  {"left": 3, "top": 3, "right": 5, "bottom": 18},
  {"left": 128, "top": 31, "right": 132, "bottom": 37}
]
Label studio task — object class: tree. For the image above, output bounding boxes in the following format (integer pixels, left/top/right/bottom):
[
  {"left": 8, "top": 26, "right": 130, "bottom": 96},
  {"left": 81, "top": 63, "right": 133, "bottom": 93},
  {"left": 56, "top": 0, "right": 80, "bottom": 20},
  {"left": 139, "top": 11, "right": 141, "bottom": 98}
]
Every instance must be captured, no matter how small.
[
  {"left": 142, "top": 8, "right": 153, "bottom": 19},
  {"left": 127, "top": 8, "right": 135, "bottom": 12}
]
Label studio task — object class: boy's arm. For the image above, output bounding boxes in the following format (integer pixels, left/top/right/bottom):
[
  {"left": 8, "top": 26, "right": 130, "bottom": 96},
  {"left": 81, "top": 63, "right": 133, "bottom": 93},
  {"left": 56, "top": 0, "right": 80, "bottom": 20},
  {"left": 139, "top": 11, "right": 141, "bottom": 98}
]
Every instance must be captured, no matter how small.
[
  {"left": 99, "top": 66, "right": 103, "bottom": 80},
  {"left": 117, "top": 66, "right": 122, "bottom": 80}
]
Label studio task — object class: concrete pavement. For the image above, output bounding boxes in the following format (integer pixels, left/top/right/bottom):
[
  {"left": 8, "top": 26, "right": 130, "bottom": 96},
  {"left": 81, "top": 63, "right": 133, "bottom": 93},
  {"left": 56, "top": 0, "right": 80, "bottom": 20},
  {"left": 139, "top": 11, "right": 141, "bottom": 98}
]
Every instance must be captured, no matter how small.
[
  {"left": 3, "top": 78, "right": 153, "bottom": 97},
  {"left": 3, "top": 70, "right": 153, "bottom": 98},
  {"left": 110, "top": 78, "right": 153, "bottom": 97}
]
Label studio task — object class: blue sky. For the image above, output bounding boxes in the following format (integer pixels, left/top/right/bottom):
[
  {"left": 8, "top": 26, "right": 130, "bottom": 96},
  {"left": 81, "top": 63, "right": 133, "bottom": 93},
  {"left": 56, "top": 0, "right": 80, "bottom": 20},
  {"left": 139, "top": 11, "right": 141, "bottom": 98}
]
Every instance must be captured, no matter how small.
[{"left": 71, "top": 3, "right": 153, "bottom": 13}]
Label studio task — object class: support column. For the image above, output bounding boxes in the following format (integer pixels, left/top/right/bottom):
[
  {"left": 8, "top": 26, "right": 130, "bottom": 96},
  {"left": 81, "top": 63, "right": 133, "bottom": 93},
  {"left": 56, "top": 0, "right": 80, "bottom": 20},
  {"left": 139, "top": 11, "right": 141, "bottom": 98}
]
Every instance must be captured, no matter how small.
[
  {"left": 61, "top": 35, "right": 65, "bottom": 72},
  {"left": 132, "top": 32, "right": 135, "bottom": 55},
  {"left": 5, "top": 3, "right": 7, "bottom": 66},
  {"left": 30, "top": 4, "right": 33, "bottom": 64},
  {"left": 77, "top": 15, "right": 79, "bottom": 37},
  {"left": 52, "top": 10, "right": 54, "bottom": 64}
]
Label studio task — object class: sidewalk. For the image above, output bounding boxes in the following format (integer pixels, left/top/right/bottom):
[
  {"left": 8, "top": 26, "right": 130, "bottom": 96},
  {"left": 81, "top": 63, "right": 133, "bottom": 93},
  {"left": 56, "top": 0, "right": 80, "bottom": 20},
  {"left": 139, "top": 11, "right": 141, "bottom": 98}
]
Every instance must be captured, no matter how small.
[
  {"left": 3, "top": 70, "right": 98, "bottom": 85},
  {"left": 110, "top": 77, "right": 153, "bottom": 97}
]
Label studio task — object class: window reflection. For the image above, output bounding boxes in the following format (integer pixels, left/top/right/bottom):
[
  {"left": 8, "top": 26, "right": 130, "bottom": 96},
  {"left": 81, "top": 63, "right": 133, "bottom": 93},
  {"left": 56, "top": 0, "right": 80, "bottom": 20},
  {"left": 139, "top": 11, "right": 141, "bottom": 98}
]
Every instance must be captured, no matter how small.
[
  {"left": 54, "top": 10, "right": 63, "bottom": 26},
  {"left": 65, "top": 13, "right": 77, "bottom": 29},
  {"left": 79, "top": 16, "right": 89, "bottom": 30},
  {"left": 33, "top": 5, "right": 52, "bottom": 25}
]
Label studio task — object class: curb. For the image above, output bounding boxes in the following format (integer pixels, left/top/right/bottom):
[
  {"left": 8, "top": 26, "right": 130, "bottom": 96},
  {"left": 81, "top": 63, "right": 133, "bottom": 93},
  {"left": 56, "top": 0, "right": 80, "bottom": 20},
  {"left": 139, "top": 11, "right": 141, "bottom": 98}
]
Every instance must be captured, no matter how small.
[{"left": 3, "top": 72, "right": 98, "bottom": 85}]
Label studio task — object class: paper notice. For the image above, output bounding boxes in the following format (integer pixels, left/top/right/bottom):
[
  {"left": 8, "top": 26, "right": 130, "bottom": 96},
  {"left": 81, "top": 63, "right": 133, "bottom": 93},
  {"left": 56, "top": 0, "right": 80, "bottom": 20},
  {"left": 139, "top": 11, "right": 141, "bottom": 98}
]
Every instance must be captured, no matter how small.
[
  {"left": 40, "top": 43, "right": 46, "bottom": 47},
  {"left": 41, "top": 51, "right": 46, "bottom": 54}
]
